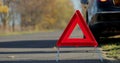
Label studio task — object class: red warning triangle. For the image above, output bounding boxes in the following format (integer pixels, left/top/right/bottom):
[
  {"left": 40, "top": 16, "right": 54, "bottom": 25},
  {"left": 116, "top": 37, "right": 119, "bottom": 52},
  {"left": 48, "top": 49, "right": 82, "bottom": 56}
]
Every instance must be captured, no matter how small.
[{"left": 56, "top": 10, "right": 98, "bottom": 47}]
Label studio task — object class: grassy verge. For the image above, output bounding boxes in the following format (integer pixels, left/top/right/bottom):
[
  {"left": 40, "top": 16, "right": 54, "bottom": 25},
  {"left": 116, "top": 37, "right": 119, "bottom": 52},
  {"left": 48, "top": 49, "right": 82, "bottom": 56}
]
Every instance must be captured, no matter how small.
[
  {"left": 102, "top": 42, "right": 120, "bottom": 60},
  {"left": 0, "top": 30, "right": 55, "bottom": 36},
  {"left": 0, "top": 31, "right": 39, "bottom": 36}
]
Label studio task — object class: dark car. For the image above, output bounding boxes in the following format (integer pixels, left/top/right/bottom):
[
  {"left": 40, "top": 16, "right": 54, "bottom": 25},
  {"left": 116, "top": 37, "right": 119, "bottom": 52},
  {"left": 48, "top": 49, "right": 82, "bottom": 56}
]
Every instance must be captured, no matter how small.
[{"left": 81, "top": 0, "right": 120, "bottom": 42}]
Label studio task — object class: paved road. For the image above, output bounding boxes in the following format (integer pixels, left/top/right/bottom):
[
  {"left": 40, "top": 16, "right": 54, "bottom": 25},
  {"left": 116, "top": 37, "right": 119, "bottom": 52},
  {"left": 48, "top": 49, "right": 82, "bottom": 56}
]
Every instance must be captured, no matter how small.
[{"left": 0, "top": 31, "right": 108, "bottom": 63}]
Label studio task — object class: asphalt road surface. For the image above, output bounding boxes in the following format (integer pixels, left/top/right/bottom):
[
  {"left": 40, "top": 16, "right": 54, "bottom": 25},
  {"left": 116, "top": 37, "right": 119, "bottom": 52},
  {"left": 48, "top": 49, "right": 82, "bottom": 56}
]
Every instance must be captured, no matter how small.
[{"left": 0, "top": 31, "right": 108, "bottom": 63}]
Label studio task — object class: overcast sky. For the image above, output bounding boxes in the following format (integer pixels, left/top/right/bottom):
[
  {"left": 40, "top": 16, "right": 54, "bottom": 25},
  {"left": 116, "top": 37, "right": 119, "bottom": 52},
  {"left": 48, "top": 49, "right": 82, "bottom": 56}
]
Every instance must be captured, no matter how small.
[{"left": 71, "top": 0, "right": 81, "bottom": 11}]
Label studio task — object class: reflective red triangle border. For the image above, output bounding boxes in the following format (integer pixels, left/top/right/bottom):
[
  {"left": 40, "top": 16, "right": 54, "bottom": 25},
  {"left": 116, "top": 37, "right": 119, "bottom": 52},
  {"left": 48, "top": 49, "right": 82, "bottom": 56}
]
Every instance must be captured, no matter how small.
[{"left": 56, "top": 10, "right": 98, "bottom": 47}]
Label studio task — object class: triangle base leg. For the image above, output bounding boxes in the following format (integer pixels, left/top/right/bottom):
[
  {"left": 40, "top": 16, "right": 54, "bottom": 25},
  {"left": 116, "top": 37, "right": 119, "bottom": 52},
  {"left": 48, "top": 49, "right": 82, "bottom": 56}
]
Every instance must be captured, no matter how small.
[
  {"left": 56, "top": 48, "right": 60, "bottom": 62},
  {"left": 95, "top": 47, "right": 104, "bottom": 62}
]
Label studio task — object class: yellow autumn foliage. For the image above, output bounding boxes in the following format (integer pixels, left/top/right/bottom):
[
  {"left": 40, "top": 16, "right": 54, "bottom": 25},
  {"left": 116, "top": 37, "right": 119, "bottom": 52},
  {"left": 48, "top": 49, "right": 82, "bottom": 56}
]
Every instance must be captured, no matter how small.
[{"left": 0, "top": 5, "right": 9, "bottom": 13}]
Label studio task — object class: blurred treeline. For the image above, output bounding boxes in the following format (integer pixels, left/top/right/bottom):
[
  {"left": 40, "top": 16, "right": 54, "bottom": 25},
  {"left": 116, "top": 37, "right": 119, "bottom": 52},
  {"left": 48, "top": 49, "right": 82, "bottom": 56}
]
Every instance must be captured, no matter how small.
[{"left": 0, "top": 0, "right": 74, "bottom": 32}]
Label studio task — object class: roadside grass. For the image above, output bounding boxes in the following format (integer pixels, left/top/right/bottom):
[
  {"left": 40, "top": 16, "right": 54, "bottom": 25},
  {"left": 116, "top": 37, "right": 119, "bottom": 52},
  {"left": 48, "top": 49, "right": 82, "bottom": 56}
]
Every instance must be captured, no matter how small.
[
  {"left": 0, "top": 30, "right": 54, "bottom": 36},
  {"left": 0, "top": 31, "right": 38, "bottom": 36},
  {"left": 102, "top": 43, "right": 120, "bottom": 59},
  {"left": 101, "top": 38, "right": 120, "bottom": 60}
]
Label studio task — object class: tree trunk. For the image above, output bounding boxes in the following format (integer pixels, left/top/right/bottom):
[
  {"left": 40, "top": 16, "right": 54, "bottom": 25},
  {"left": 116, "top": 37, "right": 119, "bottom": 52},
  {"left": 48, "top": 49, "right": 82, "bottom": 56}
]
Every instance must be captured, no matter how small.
[{"left": 3, "top": 18, "right": 8, "bottom": 32}]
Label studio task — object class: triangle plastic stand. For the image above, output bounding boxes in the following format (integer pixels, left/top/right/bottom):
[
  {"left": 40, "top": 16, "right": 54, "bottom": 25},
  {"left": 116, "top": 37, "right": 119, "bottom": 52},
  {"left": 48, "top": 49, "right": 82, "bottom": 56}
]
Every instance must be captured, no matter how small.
[
  {"left": 56, "top": 10, "right": 98, "bottom": 47},
  {"left": 56, "top": 10, "right": 103, "bottom": 62}
]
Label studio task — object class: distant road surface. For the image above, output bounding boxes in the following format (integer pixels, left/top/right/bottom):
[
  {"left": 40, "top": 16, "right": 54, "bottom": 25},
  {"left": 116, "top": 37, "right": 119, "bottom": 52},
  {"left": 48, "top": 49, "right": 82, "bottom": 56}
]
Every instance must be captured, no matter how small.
[{"left": 0, "top": 31, "right": 108, "bottom": 63}]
